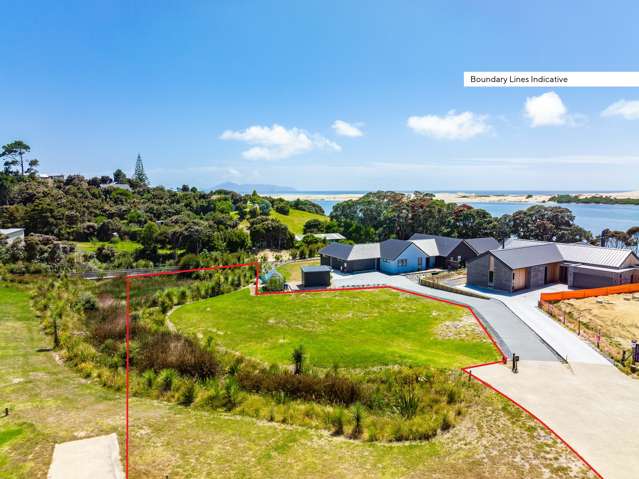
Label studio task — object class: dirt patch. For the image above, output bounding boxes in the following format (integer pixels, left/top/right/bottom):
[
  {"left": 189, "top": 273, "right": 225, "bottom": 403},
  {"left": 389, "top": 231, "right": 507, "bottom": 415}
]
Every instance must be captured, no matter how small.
[
  {"left": 557, "top": 293, "right": 639, "bottom": 349},
  {"left": 436, "top": 315, "right": 485, "bottom": 341}
]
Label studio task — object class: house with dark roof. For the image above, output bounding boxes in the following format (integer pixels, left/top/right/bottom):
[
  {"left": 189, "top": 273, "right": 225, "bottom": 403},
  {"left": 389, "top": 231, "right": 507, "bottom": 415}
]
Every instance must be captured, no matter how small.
[
  {"left": 319, "top": 234, "right": 498, "bottom": 274},
  {"left": 467, "top": 239, "right": 639, "bottom": 292}
]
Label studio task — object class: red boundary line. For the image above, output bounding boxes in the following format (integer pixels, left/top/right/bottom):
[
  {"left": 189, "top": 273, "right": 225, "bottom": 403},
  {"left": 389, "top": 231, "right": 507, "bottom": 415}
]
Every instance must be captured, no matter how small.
[{"left": 123, "top": 266, "right": 603, "bottom": 479}]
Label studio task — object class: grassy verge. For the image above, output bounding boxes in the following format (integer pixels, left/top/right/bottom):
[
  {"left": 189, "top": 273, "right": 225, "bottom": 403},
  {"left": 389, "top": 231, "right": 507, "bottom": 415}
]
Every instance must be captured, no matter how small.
[
  {"left": 172, "top": 289, "right": 501, "bottom": 368},
  {"left": 276, "top": 259, "right": 320, "bottom": 283},
  {"left": 0, "top": 283, "right": 595, "bottom": 478}
]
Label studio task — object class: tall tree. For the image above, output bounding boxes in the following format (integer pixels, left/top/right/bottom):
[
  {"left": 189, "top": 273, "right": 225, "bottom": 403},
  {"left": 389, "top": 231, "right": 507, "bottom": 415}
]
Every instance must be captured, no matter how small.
[
  {"left": 113, "top": 168, "right": 127, "bottom": 184},
  {"left": 133, "top": 153, "right": 149, "bottom": 185},
  {"left": 1, "top": 140, "right": 33, "bottom": 176}
]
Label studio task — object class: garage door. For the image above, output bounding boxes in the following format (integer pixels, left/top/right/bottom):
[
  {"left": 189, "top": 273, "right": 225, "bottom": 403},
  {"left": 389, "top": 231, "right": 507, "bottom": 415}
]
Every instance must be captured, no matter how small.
[{"left": 572, "top": 273, "right": 613, "bottom": 289}]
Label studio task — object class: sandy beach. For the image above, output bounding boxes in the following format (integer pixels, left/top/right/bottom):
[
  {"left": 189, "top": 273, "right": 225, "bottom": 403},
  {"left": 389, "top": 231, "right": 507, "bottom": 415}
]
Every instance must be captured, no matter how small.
[{"left": 275, "top": 190, "right": 639, "bottom": 204}]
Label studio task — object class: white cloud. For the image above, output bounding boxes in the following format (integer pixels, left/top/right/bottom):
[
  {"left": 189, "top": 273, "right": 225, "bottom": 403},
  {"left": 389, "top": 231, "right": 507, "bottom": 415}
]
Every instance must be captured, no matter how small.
[
  {"left": 332, "top": 120, "right": 364, "bottom": 137},
  {"left": 524, "top": 91, "right": 572, "bottom": 127},
  {"left": 407, "top": 111, "right": 491, "bottom": 140},
  {"left": 220, "top": 124, "right": 341, "bottom": 160},
  {"left": 601, "top": 99, "right": 639, "bottom": 120}
]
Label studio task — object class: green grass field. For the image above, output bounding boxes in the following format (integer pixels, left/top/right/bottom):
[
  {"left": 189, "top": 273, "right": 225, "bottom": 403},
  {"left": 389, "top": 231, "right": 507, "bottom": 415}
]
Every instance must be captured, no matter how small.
[
  {"left": 270, "top": 208, "right": 326, "bottom": 235},
  {"left": 74, "top": 240, "right": 178, "bottom": 256},
  {"left": 171, "top": 288, "right": 500, "bottom": 368},
  {"left": 73, "top": 240, "right": 142, "bottom": 253},
  {"left": 276, "top": 259, "right": 320, "bottom": 283},
  {"left": 0, "top": 284, "right": 593, "bottom": 478}
]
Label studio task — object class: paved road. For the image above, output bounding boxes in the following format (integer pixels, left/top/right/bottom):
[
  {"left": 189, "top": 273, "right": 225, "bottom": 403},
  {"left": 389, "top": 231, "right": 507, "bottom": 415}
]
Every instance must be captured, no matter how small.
[{"left": 331, "top": 272, "right": 560, "bottom": 362}]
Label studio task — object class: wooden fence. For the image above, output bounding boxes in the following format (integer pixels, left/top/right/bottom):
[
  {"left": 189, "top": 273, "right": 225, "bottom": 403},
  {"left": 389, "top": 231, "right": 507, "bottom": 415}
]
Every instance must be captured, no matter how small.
[
  {"left": 419, "top": 277, "right": 490, "bottom": 300},
  {"left": 538, "top": 298, "right": 631, "bottom": 365},
  {"left": 540, "top": 282, "right": 639, "bottom": 302}
]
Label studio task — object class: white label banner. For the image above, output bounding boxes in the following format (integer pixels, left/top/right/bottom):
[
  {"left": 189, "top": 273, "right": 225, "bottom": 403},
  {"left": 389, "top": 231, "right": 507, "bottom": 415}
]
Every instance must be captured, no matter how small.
[{"left": 464, "top": 72, "right": 639, "bottom": 87}]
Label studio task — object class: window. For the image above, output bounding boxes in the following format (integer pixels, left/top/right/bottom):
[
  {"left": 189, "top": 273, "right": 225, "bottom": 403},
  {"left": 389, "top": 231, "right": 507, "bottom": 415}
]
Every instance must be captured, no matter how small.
[
  {"left": 398, "top": 259, "right": 408, "bottom": 267},
  {"left": 488, "top": 271, "right": 494, "bottom": 284}
]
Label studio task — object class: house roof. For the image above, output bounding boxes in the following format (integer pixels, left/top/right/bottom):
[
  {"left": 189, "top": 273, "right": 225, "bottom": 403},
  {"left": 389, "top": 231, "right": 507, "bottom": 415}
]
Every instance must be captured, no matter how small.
[
  {"left": 0, "top": 228, "right": 24, "bottom": 235},
  {"left": 318, "top": 242, "right": 380, "bottom": 261},
  {"left": 491, "top": 243, "right": 565, "bottom": 269},
  {"left": 409, "top": 234, "right": 463, "bottom": 256},
  {"left": 409, "top": 238, "right": 439, "bottom": 256},
  {"left": 485, "top": 240, "right": 639, "bottom": 270},
  {"left": 295, "top": 232, "right": 347, "bottom": 241},
  {"left": 319, "top": 242, "right": 352, "bottom": 260},
  {"left": 465, "top": 237, "right": 500, "bottom": 255},
  {"left": 380, "top": 239, "right": 412, "bottom": 260},
  {"left": 301, "top": 265, "right": 331, "bottom": 273},
  {"left": 556, "top": 243, "right": 638, "bottom": 268},
  {"left": 349, "top": 243, "right": 381, "bottom": 260}
]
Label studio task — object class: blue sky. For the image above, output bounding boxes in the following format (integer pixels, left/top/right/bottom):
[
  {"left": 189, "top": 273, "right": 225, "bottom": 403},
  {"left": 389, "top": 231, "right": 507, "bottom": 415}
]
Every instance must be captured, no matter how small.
[{"left": 2, "top": 1, "right": 639, "bottom": 191}]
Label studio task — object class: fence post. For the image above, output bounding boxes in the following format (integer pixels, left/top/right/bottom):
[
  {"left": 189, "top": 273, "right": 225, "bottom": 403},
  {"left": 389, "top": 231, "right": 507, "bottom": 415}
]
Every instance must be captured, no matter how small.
[{"left": 577, "top": 320, "right": 581, "bottom": 336}]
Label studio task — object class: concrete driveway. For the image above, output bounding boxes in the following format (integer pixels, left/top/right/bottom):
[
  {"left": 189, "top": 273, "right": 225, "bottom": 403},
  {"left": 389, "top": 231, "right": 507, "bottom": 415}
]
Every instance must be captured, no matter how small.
[
  {"left": 470, "top": 360, "right": 639, "bottom": 479},
  {"left": 461, "top": 284, "right": 610, "bottom": 366}
]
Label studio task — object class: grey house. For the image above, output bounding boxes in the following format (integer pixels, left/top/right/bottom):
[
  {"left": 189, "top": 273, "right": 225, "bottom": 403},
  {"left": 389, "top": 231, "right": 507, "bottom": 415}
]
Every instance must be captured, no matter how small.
[
  {"left": 467, "top": 239, "right": 639, "bottom": 292},
  {"left": 319, "top": 234, "right": 499, "bottom": 274},
  {"left": 319, "top": 242, "right": 380, "bottom": 272}
]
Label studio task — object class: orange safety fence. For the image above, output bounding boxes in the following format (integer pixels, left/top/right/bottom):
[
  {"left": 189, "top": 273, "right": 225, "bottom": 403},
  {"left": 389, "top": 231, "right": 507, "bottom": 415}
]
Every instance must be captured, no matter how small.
[{"left": 540, "top": 282, "right": 639, "bottom": 302}]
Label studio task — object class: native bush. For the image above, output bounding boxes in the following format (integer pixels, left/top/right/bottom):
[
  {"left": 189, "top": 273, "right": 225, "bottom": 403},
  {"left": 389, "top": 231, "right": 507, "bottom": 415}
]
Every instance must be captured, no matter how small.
[
  {"left": 137, "top": 331, "right": 219, "bottom": 379},
  {"left": 157, "top": 369, "right": 178, "bottom": 393},
  {"left": 236, "top": 369, "right": 363, "bottom": 405}
]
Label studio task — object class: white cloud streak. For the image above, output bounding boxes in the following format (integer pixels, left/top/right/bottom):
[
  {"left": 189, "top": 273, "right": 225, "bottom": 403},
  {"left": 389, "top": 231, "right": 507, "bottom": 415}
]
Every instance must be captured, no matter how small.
[
  {"left": 332, "top": 120, "right": 364, "bottom": 137},
  {"left": 220, "top": 124, "right": 341, "bottom": 160},
  {"left": 407, "top": 111, "right": 491, "bottom": 140},
  {"left": 524, "top": 91, "right": 579, "bottom": 127},
  {"left": 601, "top": 99, "right": 639, "bottom": 120}
]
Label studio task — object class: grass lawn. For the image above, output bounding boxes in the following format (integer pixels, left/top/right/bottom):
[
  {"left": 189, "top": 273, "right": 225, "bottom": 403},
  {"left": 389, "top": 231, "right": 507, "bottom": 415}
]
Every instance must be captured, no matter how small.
[
  {"left": 270, "top": 208, "right": 326, "bottom": 235},
  {"left": 0, "top": 284, "right": 594, "bottom": 478},
  {"left": 73, "top": 240, "right": 142, "bottom": 253},
  {"left": 171, "top": 288, "right": 500, "bottom": 369},
  {"left": 276, "top": 259, "right": 320, "bottom": 283},
  {"left": 74, "top": 240, "right": 179, "bottom": 256}
]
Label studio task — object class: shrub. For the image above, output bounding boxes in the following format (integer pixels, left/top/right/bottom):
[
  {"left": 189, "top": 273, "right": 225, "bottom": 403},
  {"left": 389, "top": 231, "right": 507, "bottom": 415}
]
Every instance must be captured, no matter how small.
[
  {"left": 331, "top": 408, "right": 344, "bottom": 435},
  {"left": 176, "top": 380, "right": 197, "bottom": 406},
  {"left": 393, "top": 387, "right": 420, "bottom": 419},
  {"left": 137, "top": 332, "right": 220, "bottom": 379},
  {"left": 440, "top": 412, "right": 454, "bottom": 432},
  {"left": 223, "top": 377, "right": 241, "bottom": 410},
  {"left": 157, "top": 369, "right": 178, "bottom": 393},
  {"left": 142, "top": 369, "right": 156, "bottom": 389},
  {"left": 275, "top": 203, "right": 289, "bottom": 215},
  {"left": 350, "top": 403, "right": 364, "bottom": 438},
  {"left": 236, "top": 369, "right": 362, "bottom": 405},
  {"left": 292, "top": 345, "right": 305, "bottom": 375},
  {"left": 75, "top": 291, "right": 98, "bottom": 312}
]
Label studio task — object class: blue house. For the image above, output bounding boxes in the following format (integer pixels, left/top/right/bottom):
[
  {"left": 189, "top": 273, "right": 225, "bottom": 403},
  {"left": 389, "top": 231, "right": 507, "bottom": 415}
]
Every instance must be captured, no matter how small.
[{"left": 379, "top": 239, "right": 432, "bottom": 274}]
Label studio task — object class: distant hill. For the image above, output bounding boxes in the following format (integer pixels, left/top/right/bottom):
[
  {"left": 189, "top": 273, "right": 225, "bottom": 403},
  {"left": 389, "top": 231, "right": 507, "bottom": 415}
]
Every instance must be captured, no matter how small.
[{"left": 211, "top": 182, "right": 297, "bottom": 194}]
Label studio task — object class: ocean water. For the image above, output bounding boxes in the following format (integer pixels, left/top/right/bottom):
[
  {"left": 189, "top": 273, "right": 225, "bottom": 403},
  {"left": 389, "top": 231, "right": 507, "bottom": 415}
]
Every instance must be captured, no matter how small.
[{"left": 308, "top": 197, "right": 639, "bottom": 235}]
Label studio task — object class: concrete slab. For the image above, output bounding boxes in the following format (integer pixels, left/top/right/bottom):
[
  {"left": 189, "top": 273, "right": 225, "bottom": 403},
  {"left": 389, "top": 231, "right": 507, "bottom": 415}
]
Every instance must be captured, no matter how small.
[
  {"left": 48, "top": 433, "right": 124, "bottom": 479},
  {"left": 470, "top": 361, "right": 639, "bottom": 479}
]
